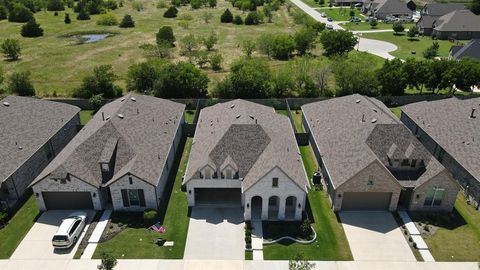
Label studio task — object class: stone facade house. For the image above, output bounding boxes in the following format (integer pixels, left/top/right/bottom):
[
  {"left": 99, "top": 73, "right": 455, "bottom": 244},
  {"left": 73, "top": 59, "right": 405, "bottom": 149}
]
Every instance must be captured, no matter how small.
[
  {"left": 302, "top": 94, "right": 459, "bottom": 212},
  {"left": 449, "top": 39, "right": 480, "bottom": 60},
  {"left": 402, "top": 98, "right": 480, "bottom": 209},
  {"left": 30, "top": 94, "right": 185, "bottom": 211},
  {"left": 0, "top": 96, "right": 80, "bottom": 209},
  {"left": 183, "top": 100, "right": 308, "bottom": 221},
  {"left": 417, "top": 3, "right": 465, "bottom": 36},
  {"left": 431, "top": 10, "right": 480, "bottom": 40}
]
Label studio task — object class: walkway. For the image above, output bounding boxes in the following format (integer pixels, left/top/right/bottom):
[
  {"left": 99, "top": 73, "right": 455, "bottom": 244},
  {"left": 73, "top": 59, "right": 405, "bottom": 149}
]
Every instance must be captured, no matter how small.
[
  {"left": 80, "top": 209, "right": 112, "bottom": 259},
  {"left": 250, "top": 221, "right": 263, "bottom": 260},
  {"left": 398, "top": 211, "right": 435, "bottom": 262}
]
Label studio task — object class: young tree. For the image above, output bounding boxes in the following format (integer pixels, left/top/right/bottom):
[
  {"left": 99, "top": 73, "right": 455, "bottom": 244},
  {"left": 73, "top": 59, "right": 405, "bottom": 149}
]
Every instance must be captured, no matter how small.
[
  {"left": 377, "top": 58, "right": 407, "bottom": 96},
  {"left": 8, "top": 71, "right": 35, "bottom": 96},
  {"left": 119, "top": 14, "right": 135, "bottom": 27},
  {"left": 319, "top": 30, "right": 357, "bottom": 56},
  {"left": 140, "top": 43, "right": 172, "bottom": 58},
  {"left": 126, "top": 60, "right": 165, "bottom": 93},
  {"left": 209, "top": 53, "right": 223, "bottom": 71},
  {"left": 96, "top": 13, "right": 119, "bottom": 25},
  {"left": 47, "top": 0, "right": 65, "bottom": 11},
  {"left": 163, "top": 6, "right": 178, "bottom": 17},
  {"left": 77, "top": 8, "right": 90, "bottom": 20},
  {"left": 180, "top": 34, "right": 199, "bottom": 55},
  {"left": 89, "top": 94, "right": 104, "bottom": 112},
  {"left": 190, "top": 0, "right": 202, "bottom": 9},
  {"left": 257, "top": 33, "right": 273, "bottom": 58},
  {"left": 74, "top": 65, "right": 122, "bottom": 98},
  {"left": 241, "top": 39, "right": 256, "bottom": 57},
  {"left": 21, "top": 18, "right": 44, "bottom": 37},
  {"left": 8, "top": 4, "right": 33, "bottom": 23},
  {"left": 154, "top": 62, "right": 209, "bottom": 98},
  {"left": 202, "top": 11, "right": 213, "bottom": 23},
  {"left": 194, "top": 51, "right": 209, "bottom": 68},
  {"left": 369, "top": 18, "right": 377, "bottom": 29},
  {"left": 423, "top": 41, "right": 439, "bottom": 59},
  {"left": 407, "top": 26, "right": 418, "bottom": 39},
  {"left": 333, "top": 53, "right": 379, "bottom": 96},
  {"left": 64, "top": 13, "right": 71, "bottom": 24},
  {"left": 244, "top": 11, "right": 261, "bottom": 25},
  {"left": 97, "top": 252, "right": 117, "bottom": 270},
  {"left": 202, "top": 32, "right": 218, "bottom": 51},
  {"left": 156, "top": 26, "right": 175, "bottom": 47},
  {"left": 392, "top": 22, "right": 404, "bottom": 35},
  {"left": 294, "top": 27, "right": 317, "bottom": 55},
  {"left": 263, "top": 4, "right": 272, "bottom": 23},
  {"left": 1, "top": 39, "right": 21, "bottom": 61},
  {"left": 289, "top": 253, "right": 315, "bottom": 270},
  {"left": 270, "top": 33, "right": 295, "bottom": 60},
  {"left": 233, "top": 14, "right": 243, "bottom": 24},
  {"left": 220, "top": 8, "right": 233, "bottom": 22}
]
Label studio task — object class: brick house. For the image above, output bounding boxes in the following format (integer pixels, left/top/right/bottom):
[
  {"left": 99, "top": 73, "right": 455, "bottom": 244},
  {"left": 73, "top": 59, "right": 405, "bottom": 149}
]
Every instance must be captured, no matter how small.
[
  {"left": 401, "top": 97, "right": 480, "bottom": 209},
  {"left": 0, "top": 96, "right": 80, "bottom": 209},
  {"left": 183, "top": 100, "right": 308, "bottom": 221},
  {"left": 302, "top": 94, "right": 459, "bottom": 212},
  {"left": 30, "top": 94, "right": 185, "bottom": 211}
]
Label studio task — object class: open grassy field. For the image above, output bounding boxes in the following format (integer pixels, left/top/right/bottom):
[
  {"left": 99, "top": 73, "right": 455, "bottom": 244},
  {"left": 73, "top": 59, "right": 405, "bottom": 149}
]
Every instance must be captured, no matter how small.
[
  {"left": 93, "top": 138, "right": 192, "bottom": 259},
  {"left": 361, "top": 32, "right": 459, "bottom": 59},
  {"left": 322, "top": 7, "right": 361, "bottom": 21},
  {"left": 0, "top": 196, "right": 40, "bottom": 259},
  {"left": 0, "top": 0, "right": 299, "bottom": 97}
]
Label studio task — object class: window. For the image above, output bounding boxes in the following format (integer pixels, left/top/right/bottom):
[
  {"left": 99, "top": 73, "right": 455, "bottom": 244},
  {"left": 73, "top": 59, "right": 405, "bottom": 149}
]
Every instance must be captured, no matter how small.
[
  {"left": 424, "top": 187, "right": 445, "bottom": 206},
  {"left": 129, "top": 177, "right": 133, "bottom": 185},
  {"left": 272, "top": 178, "right": 278, "bottom": 187},
  {"left": 128, "top": 189, "right": 140, "bottom": 206},
  {"left": 411, "top": 159, "right": 417, "bottom": 167},
  {"left": 69, "top": 220, "right": 81, "bottom": 236}
]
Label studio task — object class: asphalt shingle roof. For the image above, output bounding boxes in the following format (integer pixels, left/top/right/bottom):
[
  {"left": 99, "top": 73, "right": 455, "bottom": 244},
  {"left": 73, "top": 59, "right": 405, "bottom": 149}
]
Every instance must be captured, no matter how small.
[
  {"left": 434, "top": 10, "right": 480, "bottom": 32},
  {"left": 184, "top": 99, "right": 308, "bottom": 191},
  {"left": 31, "top": 94, "right": 185, "bottom": 188},
  {"left": 422, "top": 3, "right": 465, "bottom": 16},
  {"left": 302, "top": 94, "right": 446, "bottom": 188},
  {"left": 402, "top": 97, "right": 480, "bottom": 184},
  {"left": 450, "top": 39, "right": 480, "bottom": 60},
  {"left": 0, "top": 96, "right": 80, "bottom": 183}
]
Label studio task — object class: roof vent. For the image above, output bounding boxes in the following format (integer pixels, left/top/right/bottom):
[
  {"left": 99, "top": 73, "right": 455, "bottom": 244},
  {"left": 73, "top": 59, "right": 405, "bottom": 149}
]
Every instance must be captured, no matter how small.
[
  {"left": 131, "top": 97, "right": 136, "bottom": 102},
  {"left": 230, "top": 104, "right": 235, "bottom": 109},
  {"left": 105, "top": 116, "right": 110, "bottom": 120},
  {"left": 121, "top": 98, "right": 126, "bottom": 102},
  {"left": 117, "top": 114, "right": 124, "bottom": 119},
  {"left": 356, "top": 99, "right": 361, "bottom": 103},
  {"left": 373, "top": 108, "right": 378, "bottom": 113},
  {"left": 249, "top": 115, "right": 254, "bottom": 119},
  {"left": 3, "top": 102, "right": 10, "bottom": 107},
  {"left": 470, "top": 108, "right": 476, "bottom": 119},
  {"left": 371, "top": 118, "right": 377, "bottom": 123},
  {"left": 361, "top": 114, "right": 365, "bottom": 122},
  {"left": 236, "top": 114, "right": 241, "bottom": 119}
]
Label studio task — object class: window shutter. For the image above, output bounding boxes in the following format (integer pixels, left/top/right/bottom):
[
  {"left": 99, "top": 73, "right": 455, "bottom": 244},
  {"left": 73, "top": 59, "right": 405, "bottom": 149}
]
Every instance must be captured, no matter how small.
[
  {"left": 138, "top": 189, "right": 146, "bottom": 207},
  {"left": 121, "top": 189, "right": 130, "bottom": 207}
]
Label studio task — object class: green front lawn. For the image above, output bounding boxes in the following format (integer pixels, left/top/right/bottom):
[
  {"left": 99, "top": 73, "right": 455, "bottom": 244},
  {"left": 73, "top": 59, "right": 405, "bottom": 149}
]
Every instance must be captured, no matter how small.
[
  {"left": 276, "top": 110, "right": 289, "bottom": 117},
  {"left": 361, "top": 32, "right": 458, "bottom": 59},
  {"left": 323, "top": 8, "right": 361, "bottom": 21},
  {"left": 0, "top": 196, "right": 40, "bottom": 259},
  {"left": 342, "top": 22, "right": 414, "bottom": 31},
  {"left": 79, "top": 110, "right": 94, "bottom": 125},
  {"left": 417, "top": 194, "right": 480, "bottom": 261},
  {"left": 389, "top": 107, "right": 401, "bottom": 118},
  {"left": 93, "top": 138, "right": 193, "bottom": 259},
  {"left": 299, "top": 145, "right": 317, "bottom": 181}
]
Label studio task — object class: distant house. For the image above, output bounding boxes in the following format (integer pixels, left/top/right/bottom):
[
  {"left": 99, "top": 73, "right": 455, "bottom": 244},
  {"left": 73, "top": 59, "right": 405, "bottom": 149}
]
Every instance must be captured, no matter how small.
[
  {"left": 0, "top": 96, "right": 80, "bottom": 209},
  {"left": 30, "top": 95, "right": 185, "bottom": 211},
  {"left": 183, "top": 100, "right": 308, "bottom": 221},
  {"left": 417, "top": 3, "right": 465, "bottom": 36},
  {"left": 302, "top": 94, "right": 459, "bottom": 212},
  {"left": 449, "top": 39, "right": 480, "bottom": 60},
  {"left": 402, "top": 98, "right": 480, "bottom": 209},
  {"left": 431, "top": 10, "right": 480, "bottom": 40},
  {"left": 363, "top": 0, "right": 414, "bottom": 19},
  {"left": 331, "top": 0, "right": 365, "bottom": 7}
]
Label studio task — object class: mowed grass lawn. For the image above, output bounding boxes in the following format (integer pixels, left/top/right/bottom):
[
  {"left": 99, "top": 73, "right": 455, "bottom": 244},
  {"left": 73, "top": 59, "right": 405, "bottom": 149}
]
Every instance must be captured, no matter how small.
[
  {"left": 342, "top": 22, "right": 414, "bottom": 31},
  {"left": 389, "top": 107, "right": 401, "bottom": 118},
  {"left": 361, "top": 32, "right": 457, "bottom": 59},
  {"left": 0, "top": 0, "right": 299, "bottom": 97},
  {"left": 423, "top": 194, "right": 480, "bottom": 261},
  {"left": 93, "top": 138, "right": 193, "bottom": 259},
  {"left": 79, "top": 110, "right": 94, "bottom": 125},
  {"left": 322, "top": 8, "right": 361, "bottom": 21},
  {"left": 0, "top": 196, "right": 40, "bottom": 259},
  {"left": 263, "top": 145, "right": 352, "bottom": 260}
]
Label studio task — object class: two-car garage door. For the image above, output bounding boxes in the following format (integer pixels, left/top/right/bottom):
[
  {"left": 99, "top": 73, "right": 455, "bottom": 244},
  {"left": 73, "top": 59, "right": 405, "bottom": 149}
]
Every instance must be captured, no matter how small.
[
  {"left": 342, "top": 192, "right": 392, "bottom": 211},
  {"left": 42, "top": 192, "right": 94, "bottom": 210}
]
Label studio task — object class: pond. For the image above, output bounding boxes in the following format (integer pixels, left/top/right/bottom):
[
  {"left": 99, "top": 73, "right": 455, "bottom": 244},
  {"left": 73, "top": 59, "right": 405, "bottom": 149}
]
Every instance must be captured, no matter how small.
[{"left": 77, "top": 34, "right": 111, "bottom": 44}]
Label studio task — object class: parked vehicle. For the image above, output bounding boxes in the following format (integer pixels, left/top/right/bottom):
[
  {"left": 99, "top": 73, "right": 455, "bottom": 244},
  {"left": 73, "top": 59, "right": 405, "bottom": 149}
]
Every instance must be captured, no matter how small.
[
  {"left": 350, "top": 17, "right": 361, "bottom": 22},
  {"left": 321, "top": 12, "right": 326, "bottom": 17},
  {"left": 326, "top": 24, "right": 334, "bottom": 30},
  {"left": 327, "top": 17, "right": 333, "bottom": 22},
  {"left": 52, "top": 212, "right": 87, "bottom": 249}
]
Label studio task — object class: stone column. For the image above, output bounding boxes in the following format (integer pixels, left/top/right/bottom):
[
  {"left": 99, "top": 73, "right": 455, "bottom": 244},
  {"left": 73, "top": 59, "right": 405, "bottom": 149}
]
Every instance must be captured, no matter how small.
[
  {"left": 278, "top": 197, "right": 286, "bottom": 220},
  {"left": 244, "top": 196, "right": 251, "bottom": 221},
  {"left": 261, "top": 196, "right": 269, "bottom": 220}
]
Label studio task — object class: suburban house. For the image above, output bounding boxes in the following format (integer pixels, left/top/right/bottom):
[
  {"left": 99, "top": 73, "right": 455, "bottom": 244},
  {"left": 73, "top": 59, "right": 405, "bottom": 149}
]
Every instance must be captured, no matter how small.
[
  {"left": 302, "top": 94, "right": 459, "bottom": 212},
  {"left": 449, "top": 39, "right": 480, "bottom": 60},
  {"left": 183, "top": 99, "right": 308, "bottom": 221},
  {"left": 401, "top": 98, "right": 480, "bottom": 209},
  {"left": 331, "top": 0, "right": 365, "bottom": 7},
  {"left": 30, "top": 94, "right": 185, "bottom": 211},
  {"left": 0, "top": 96, "right": 80, "bottom": 209},
  {"left": 417, "top": 3, "right": 465, "bottom": 36},
  {"left": 430, "top": 10, "right": 480, "bottom": 40},
  {"left": 362, "top": 0, "right": 414, "bottom": 19}
]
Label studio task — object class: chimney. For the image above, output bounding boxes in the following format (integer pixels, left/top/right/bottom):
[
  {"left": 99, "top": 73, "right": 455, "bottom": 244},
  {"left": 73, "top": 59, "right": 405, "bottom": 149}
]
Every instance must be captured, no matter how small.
[{"left": 470, "top": 108, "right": 476, "bottom": 119}]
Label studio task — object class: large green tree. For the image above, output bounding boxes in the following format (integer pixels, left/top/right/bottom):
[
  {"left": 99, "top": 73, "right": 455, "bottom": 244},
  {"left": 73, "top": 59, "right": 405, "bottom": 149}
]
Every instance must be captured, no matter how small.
[
  {"left": 8, "top": 71, "right": 35, "bottom": 96},
  {"left": 154, "top": 62, "right": 209, "bottom": 98},
  {"left": 156, "top": 26, "right": 175, "bottom": 47},
  {"left": 294, "top": 27, "right": 317, "bottom": 56},
  {"left": 126, "top": 60, "right": 166, "bottom": 93},
  {"left": 319, "top": 30, "right": 357, "bottom": 56},
  {"left": 377, "top": 59, "right": 407, "bottom": 96},
  {"left": 333, "top": 53, "right": 378, "bottom": 96},
  {"left": 8, "top": 3, "right": 33, "bottom": 22},
  {"left": 73, "top": 65, "right": 122, "bottom": 98}
]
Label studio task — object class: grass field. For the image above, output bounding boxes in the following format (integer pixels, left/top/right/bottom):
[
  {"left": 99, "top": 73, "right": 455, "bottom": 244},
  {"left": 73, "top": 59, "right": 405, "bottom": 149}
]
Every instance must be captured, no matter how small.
[
  {"left": 0, "top": 0, "right": 299, "bottom": 97},
  {"left": 322, "top": 8, "right": 361, "bottom": 21},
  {"left": 361, "top": 32, "right": 458, "bottom": 59},
  {"left": 342, "top": 22, "right": 415, "bottom": 31},
  {"left": 93, "top": 138, "right": 192, "bottom": 259},
  {"left": 0, "top": 196, "right": 40, "bottom": 259}
]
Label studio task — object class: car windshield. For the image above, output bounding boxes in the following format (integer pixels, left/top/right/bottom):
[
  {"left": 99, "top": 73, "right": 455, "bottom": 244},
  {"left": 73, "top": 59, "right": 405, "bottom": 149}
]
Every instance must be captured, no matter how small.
[{"left": 52, "top": 235, "right": 68, "bottom": 242}]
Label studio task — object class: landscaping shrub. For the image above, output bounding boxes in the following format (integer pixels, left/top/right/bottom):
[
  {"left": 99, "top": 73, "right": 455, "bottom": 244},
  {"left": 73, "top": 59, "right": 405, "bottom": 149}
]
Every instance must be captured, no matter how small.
[
  {"left": 77, "top": 8, "right": 90, "bottom": 20},
  {"left": 54, "top": 11, "right": 59, "bottom": 16},
  {"left": 104, "top": 0, "right": 118, "bottom": 10},
  {"left": 300, "top": 218, "right": 312, "bottom": 238},
  {"left": 244, "top": 11, "right": 262, "bottom": 25},
  {"left": 190, "top": 0, "right": 202, "bottom": 9},
  {"left": 64, "top": 13, "right": 71, "bottom": 23},
  {"left": 73, "top": 65, "right": 122, "bottom": 98},
  {"left": 0, "top": 208, "right": 8, "bottom": 226},
  {"left": 220, "top": 8, "right": 233, "bottom": 23},
  {"left": 97, "top": 13, "right": 119, "bottom": 25},
  {"left": 209, "top": 53, "right": 223, "bottom": 71},
  {"left": 163, "top": 6, "right": 178, "bottom": 17},
  {"left": 143, "top": 209, "right": 159, "bottom": 225},
  {"left": 8, "top": 3, "right": 33, "bottom": 23},
  {"left": 119, "top": 14, "right": 134, "bottom": 27},
  {"left": 21, "top": 18, "right": 44, "bottom": 37},
  {"left": 233, "top": 14, "right": 243, "bottom": 24},
  {"left": 47, "top": 0, "right": 65, "bottom": 11},
  {"left": 156, "top": 26, "right": 175, "bottom": 47},
  {"left": 1, "top": 38, "right": 21, "bottom": 61},
  {"left": 392, "top": 22, "right": 404, "bottom": 34}
]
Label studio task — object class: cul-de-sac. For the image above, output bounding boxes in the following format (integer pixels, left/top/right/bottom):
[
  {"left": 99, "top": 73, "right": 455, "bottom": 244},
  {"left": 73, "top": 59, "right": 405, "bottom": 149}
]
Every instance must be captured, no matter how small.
[{"left": 0, "top": 0, "right": 479, "bottom": 268}]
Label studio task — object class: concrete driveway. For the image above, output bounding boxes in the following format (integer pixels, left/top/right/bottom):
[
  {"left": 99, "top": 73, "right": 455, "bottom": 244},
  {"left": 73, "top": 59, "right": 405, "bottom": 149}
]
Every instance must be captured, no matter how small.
[
  {"left": 339, "top": 211, "right": 416, "bottom": 262},
  {"left": 11, "top": 210, "right": 95, "bottom": 260},
  {"left": 184, "top": 207, "right": 244, "bottom": 260}
]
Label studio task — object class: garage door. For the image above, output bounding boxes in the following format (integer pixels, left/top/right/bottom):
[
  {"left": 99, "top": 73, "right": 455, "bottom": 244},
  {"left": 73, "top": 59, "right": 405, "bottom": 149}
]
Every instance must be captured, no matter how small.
[
  {"left": 42, "top": 192, "right": 94, "bottom": 210},
  {"left": 342, "top": 192, "right": 392, "bottom": 211},
  {"left": 194, "top": 188, "right": 241, "bottom": 207}
]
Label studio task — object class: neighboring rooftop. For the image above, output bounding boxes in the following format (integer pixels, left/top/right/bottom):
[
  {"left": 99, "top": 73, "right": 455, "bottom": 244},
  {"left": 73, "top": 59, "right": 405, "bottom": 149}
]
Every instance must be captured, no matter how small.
[
  {"left": 0, "top": 96, "right": 80, "bottom": 182},
  {"left": 184, "top": 99, "right": 307, "bottom": 191},
  {"left": 450, "top": 39, "right": 480, "bottom": 60},
  {"left": 434, "top": 10, "right": 480, "bottom": 32},
  {"left": 402, "top": 97, "right": 480, "bottom": 184},
  {"left": 31, "top": 94, "right": 185, "bottom": 188},
  {"left": 302, "top": 94, "right": 446, "bottom": 188},
  {"left": 370, "top": 0, "right": 413, "bottom": 14},
  {"left": 421, "top": 3, "right": 465, "bottom": 16}
]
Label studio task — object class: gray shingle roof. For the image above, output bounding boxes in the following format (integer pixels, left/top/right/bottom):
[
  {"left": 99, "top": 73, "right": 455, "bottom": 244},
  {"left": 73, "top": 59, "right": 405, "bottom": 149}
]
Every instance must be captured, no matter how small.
[
  {"left": 450, "top": 39, "right": 480, "bottom": 60},
  {"left": 302, "top": 94, "right": 447, "bottom": 188},
  {"left": 184, "top": 99, "right": 308, "bottom": 191},
  {"left": 0, "top": 96, "right": 80, "bottom": 183},
  {"left": 31, "top": 94, "right": 185, "bottom": 188},
  {"left": 434, "top": 10, "right": 480, "bottom": 32},
  {"left": 402, "top": 97, "right": 480, "bottom": 184},
  {"left": 371, "top": 0, "right": 412, "bottom": 14},
  {"left": 422, "top": 3, "right": 465, "bottom": 16}
]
